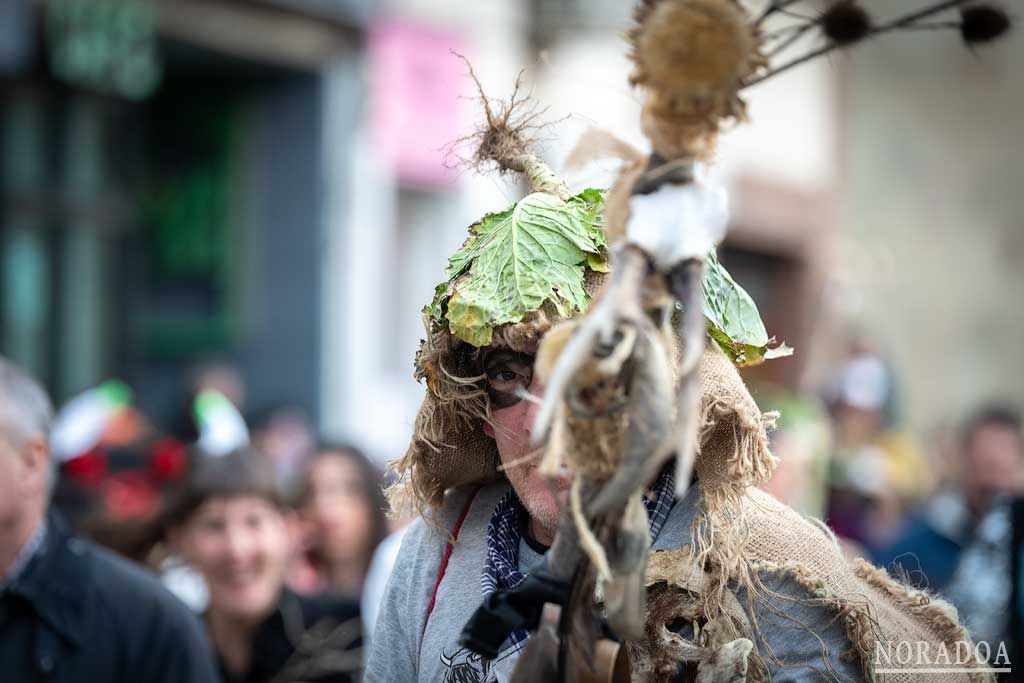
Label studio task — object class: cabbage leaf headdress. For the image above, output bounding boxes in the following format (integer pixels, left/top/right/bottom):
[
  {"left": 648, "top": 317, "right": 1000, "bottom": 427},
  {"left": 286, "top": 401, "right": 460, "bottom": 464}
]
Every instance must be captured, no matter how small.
[{"left": 425, "top": 62, "right": 786, "bottom": 364}]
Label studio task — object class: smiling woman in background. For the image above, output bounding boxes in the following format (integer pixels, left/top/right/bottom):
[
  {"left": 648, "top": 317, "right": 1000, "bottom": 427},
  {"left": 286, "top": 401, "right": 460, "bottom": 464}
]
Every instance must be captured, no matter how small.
[{"left": 166, "top": 448, "right": 361, "bottom": 683}]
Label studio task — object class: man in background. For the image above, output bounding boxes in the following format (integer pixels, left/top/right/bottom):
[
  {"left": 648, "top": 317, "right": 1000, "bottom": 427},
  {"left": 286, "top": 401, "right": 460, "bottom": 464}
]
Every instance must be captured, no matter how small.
[
  {"left": 0, "top": 356, "right": 218, "bottom": 682},
  {"left": 875, "top": 405, "right": 1024, "bottom": 646}
]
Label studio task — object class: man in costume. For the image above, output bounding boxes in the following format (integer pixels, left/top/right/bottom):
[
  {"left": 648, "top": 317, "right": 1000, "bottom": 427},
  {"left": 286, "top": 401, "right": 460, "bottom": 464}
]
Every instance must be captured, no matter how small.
[
  {"left": 364, "top": 115, "right": 984, "bottom": 683},
  {"left": 364, "top": 295, "right": 868, "bottom": 681},
  {"left": 367, "top": 1, "right": 1008, "bottom": 680}
]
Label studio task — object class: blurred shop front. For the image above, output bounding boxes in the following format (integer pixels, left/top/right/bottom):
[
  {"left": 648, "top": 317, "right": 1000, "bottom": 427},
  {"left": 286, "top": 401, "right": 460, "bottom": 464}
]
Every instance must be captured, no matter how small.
[{"left": 0, "top": 0, "right": 370, "bottom": 424}]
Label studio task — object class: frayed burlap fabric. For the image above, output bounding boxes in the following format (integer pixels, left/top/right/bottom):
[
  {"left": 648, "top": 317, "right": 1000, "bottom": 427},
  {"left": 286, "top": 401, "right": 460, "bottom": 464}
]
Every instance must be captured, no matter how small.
[
  {"left": 695, "top": 344, "right": 778, "bottom": 497},
  {"left": 391, "top": 336, "right": 988, "bottom": 681},
  {"left": 689, "top": 350, "right": 987, "bottom": 682},
  {"left": 637, "top": 511, "right": 989, "bottom": 683},
  {"left": 740, "top": 490, "right": 989, "bottom": 682}
]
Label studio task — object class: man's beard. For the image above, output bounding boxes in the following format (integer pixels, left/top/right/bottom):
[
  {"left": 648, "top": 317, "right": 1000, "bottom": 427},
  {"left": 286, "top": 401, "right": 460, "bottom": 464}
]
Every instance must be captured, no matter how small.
[
  {"left": 521, "top": 496, "right": 561, "bottom": 541},
  {"left": 509, "top": 465, "right": 570, "bottom": 544}
]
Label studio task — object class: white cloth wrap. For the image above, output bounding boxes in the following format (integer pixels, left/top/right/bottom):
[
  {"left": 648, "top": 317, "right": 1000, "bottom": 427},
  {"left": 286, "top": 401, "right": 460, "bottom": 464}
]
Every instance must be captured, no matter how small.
[{"left": 625, "top": 181, "right": 729, "bottom": 271}]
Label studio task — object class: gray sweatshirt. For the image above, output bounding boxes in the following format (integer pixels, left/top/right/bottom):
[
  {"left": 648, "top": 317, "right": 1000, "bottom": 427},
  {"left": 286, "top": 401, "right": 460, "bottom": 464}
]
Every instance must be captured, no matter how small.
[{"left": 366, "top": 482, "right": 863, "bottom": 682}]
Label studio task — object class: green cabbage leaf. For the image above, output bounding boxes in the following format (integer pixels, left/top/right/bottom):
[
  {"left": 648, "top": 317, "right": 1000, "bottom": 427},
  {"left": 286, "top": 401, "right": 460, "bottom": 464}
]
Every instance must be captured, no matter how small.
[
  {"left": 427, "top": 189, "right": 607, "bottom": 347},
  {"left": 702, "top": 248, "right": 793, "bottom": 366}
]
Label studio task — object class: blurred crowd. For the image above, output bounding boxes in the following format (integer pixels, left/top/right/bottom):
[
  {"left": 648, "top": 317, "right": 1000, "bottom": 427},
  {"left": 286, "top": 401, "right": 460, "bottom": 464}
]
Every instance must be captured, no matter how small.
[
  {"left": 2, "top": 356, "right": 401, "bottom": 683},
  {"left": 761, "top": 343, "right": 1024, "bottom": 653},
  {"left": 49, "top": 358, "right": 399, "bottom": 609},
  {"left": 2, "top": 341, "right": 1022, "bottom": 682}
]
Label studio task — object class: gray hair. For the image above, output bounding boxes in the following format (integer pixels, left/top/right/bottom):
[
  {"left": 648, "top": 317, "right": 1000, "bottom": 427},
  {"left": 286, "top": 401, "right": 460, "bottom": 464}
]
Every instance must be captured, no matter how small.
[{"left": 0, "top": 356, "right": 54, "bottom": 447}]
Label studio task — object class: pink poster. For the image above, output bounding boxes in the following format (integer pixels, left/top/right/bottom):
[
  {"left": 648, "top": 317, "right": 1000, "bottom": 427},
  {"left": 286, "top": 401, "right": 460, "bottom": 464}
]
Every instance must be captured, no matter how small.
[{"left": 369, "top": 20, "right": 469, "bottom": 189}]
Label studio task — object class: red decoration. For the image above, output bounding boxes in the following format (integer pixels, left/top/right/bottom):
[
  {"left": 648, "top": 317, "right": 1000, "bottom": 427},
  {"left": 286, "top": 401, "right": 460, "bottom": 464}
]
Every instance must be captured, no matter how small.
[
  {"left": 103, "top": 471, "right": 160, "bottom": 521},
  {"left": 63, "top": 447, "right": 108, "bottom": 487},
  {"left": 150, "top": 438, "right": 187, "bottom": 481}
]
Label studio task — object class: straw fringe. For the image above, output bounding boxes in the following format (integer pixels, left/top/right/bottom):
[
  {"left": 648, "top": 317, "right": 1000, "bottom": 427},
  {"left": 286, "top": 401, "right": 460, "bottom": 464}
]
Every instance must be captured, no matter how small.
[
  {"left": 386, "top": 278, "right": 604, "bottom": 526},
  {"left": 687, "top": 380, "right": 779, "bottom": 618},
  {"left": 385, "top": 320, "right": 493, "bottom": 531},
  {"left": 852, "top": 560, "right": 993, "bottom": 682},
  {"left": 751, "top": 559, "right": 879, "bottom": 681}
]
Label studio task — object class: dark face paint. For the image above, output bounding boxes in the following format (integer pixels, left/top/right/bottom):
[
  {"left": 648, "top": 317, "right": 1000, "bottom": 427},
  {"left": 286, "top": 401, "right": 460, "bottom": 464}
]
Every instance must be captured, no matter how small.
[{"left": 480, "top": 349, "right": 535, "bottom": 410}]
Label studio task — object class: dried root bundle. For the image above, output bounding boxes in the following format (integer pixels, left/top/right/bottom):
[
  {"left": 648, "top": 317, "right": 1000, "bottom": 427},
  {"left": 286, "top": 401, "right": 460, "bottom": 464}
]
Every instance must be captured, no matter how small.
[{"left": 448, "top": 55, "right": 569, "bottom": 199}]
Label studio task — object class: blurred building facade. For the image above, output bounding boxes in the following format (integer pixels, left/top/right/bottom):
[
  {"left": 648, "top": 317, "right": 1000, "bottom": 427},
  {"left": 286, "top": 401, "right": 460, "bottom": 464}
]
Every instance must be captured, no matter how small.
[
  {"left": 1, "top": 0, "right": 369, "bottom": 424},
  {"left": 321, "top": 0, "right": 535, "bottom": 460},
  {"left": 3, "top": 0, "right": 1020, "bottom": 467}
]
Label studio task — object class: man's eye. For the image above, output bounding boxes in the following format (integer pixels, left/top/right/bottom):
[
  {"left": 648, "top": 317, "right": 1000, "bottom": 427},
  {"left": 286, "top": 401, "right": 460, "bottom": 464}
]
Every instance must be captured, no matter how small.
[
  {"left": 481, "top": 351, "right": 535, "bottom": 404},
  {"left": 487, "top": 368, "right": 528, "bottom": 391}
]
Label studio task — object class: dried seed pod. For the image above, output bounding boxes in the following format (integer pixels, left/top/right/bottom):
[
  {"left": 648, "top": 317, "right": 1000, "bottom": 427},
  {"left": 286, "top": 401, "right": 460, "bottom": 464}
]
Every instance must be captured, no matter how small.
[
  {"left": 628, "top": 0, "right": 765, "bottom": 160},
  {"left": 960, "top": 4, "right": 1012, "bottom": 45},
  {"left": 821, "top": 1, "right": 872, "bottom": 45},
  {"left": 631, "top": 0, "right": 756, "bottom": 94}
]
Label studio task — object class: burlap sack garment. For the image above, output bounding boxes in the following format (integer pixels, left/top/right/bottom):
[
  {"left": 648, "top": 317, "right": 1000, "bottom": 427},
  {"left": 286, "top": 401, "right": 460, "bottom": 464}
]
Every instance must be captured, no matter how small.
[{"left": 388, "top": 283, "right": 988, "bottom": 682}]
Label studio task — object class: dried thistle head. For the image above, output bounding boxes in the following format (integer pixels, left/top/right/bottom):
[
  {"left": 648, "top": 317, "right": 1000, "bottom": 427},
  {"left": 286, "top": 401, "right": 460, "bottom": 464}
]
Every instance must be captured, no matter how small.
[
  {"left": 630, "top": 0, "right": 758, "bottom": 94},
  {"left": 821, "top": 1, "right": 872, "bottom": 45},
  {"left": 960, "top": 5, "right": 1012, "bottom": 45},
  {"left": 628, "top": 0, "right": 765, "bottom": 159}
]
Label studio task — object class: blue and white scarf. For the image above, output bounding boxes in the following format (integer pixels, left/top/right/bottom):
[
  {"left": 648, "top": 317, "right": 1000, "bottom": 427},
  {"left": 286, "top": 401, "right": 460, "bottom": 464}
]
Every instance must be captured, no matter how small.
[{"left": 481, "top": 468, "right": 676, "bottom": 654}]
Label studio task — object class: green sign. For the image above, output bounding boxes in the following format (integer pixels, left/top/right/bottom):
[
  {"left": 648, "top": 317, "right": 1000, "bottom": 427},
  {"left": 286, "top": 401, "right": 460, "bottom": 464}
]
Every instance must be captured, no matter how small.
[{"left": 46, "top": 0, "right": 162, "bottom": 99}]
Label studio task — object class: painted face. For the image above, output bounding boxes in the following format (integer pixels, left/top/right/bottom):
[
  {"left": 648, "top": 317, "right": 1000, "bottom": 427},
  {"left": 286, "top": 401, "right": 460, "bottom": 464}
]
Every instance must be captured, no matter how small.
[
  {"left": 481, "top": 347, "right": 569, "bottom": 542},
  {"left": 176, "top": 496, "right": 289, "bottom": 622},
  {"left": 304, "top": 454, "right": 373, "bottom": 565}
]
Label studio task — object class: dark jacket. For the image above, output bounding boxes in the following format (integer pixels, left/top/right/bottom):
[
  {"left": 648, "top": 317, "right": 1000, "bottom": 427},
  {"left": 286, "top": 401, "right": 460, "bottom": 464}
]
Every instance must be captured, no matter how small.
[
  {"left": 869, "top": 491, "right": 970, "bottom": 590},
  {"left": 218, "top": 589, "right": 361, "bottom": 683},
  {"left": 0, "top": 514, "right": 219, "bottom": 683}
]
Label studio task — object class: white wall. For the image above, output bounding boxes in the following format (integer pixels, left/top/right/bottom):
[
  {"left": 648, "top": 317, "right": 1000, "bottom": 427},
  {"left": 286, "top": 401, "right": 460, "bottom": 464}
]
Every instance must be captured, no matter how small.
[
  {"left": 320, "top": 0, "right": 532, "bottom": 464},
  {"left": 829, "top": 8, "right": 1024, "bottom": 430},
  {"left": 530, "top": 29, "right": 837, "bottom": 194}
]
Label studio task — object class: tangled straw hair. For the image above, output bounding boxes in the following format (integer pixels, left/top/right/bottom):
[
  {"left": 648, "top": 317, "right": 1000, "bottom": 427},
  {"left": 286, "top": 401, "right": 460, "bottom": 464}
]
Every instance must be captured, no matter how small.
[{"left": 386, "top": 284, "right": 598, "bottom": 528}]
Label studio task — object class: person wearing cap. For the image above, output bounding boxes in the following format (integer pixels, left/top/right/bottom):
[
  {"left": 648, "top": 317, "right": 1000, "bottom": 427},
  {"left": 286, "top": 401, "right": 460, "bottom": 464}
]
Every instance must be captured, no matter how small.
[{"left": 0, "top": 356, "right": 219, "bottom": 683}]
